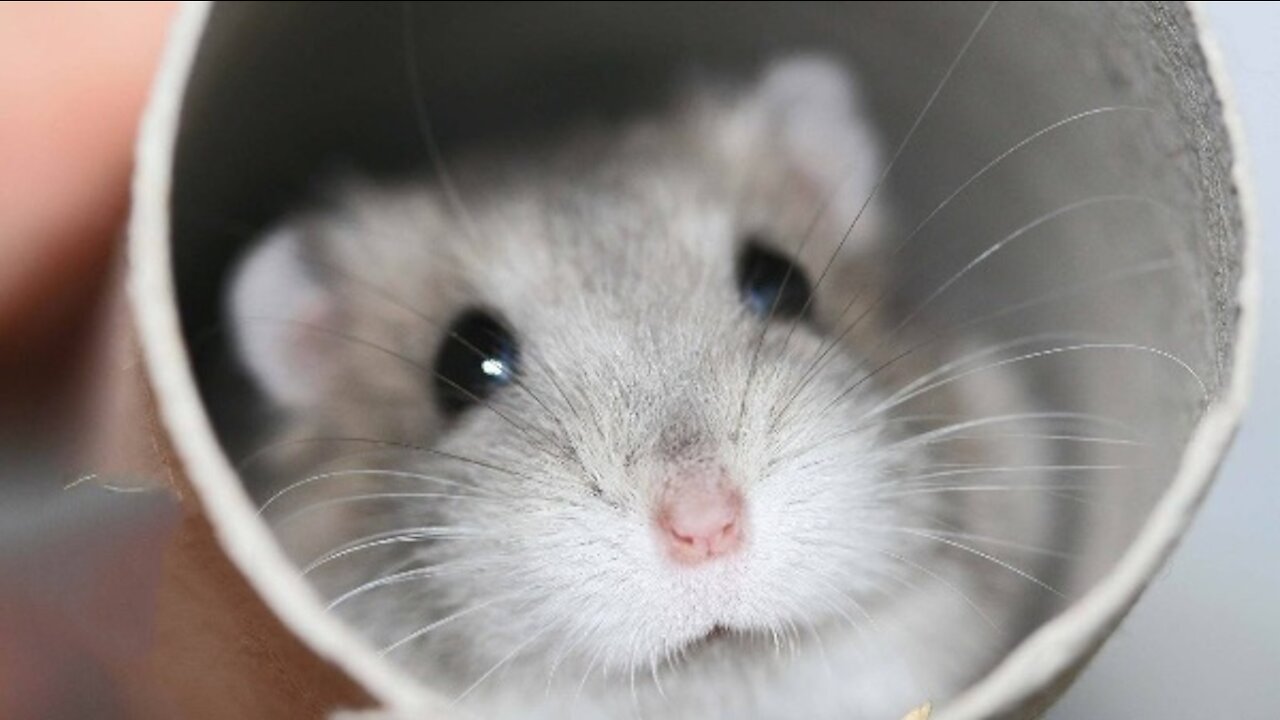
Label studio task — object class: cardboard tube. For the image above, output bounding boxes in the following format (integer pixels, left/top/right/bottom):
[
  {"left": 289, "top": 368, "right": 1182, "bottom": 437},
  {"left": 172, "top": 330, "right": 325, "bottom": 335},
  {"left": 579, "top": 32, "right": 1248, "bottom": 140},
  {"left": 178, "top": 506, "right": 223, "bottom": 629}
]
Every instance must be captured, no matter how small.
[{"left": 122, "top": 2, "right": 1256, "bottom": 717}]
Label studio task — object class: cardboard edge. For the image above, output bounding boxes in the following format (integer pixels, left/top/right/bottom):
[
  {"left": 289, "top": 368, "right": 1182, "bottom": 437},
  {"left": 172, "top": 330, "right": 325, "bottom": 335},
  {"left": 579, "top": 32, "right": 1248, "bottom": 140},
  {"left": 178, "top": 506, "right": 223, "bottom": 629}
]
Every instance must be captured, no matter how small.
[
  {"left": 126, "top": 1, "right": 436, "bottom": 713},
  {"left": 127, "top": 2, "right": 1260, "bottom": 717},
  {"left": 937, "top": 2, "right": 1260, "bottom": 717}
]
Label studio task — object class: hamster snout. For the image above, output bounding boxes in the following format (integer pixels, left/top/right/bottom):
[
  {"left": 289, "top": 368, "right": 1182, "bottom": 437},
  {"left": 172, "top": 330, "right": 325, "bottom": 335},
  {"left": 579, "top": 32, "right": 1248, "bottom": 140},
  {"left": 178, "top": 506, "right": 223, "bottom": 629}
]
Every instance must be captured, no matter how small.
[{"left": 655, "top": 467, "right": 744, "bottom": 564}]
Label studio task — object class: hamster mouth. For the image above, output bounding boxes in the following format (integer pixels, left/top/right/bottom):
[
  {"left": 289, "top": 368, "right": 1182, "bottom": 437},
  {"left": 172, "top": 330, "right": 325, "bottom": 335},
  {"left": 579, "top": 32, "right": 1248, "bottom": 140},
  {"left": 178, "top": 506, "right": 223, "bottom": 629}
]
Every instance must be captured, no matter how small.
[
  {"left": 703, "top": 624, "right": 731, "bottom": 642},
  {"left": 679, "top": 624, "right": 733, "bottom": 656}
]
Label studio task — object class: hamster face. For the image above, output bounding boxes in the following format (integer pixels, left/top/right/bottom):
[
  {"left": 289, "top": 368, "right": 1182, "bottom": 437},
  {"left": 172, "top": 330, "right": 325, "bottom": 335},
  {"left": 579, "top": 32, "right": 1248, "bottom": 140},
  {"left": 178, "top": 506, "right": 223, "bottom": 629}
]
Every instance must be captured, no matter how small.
[{"left": 232, "top": 59, "right": 1055, "bottom": 718}]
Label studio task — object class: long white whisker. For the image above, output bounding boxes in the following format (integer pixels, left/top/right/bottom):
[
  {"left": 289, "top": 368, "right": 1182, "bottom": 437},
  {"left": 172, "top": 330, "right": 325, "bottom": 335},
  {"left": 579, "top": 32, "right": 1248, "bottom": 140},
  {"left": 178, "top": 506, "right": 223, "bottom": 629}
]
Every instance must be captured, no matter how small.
[
  {"left": 381, "top": 592, "right": 522, "bottom": 657},
  {"left": 272, "top": 491, "right": 506, "bottom": 530},
  {"left": 867, "top": 342, "right": 1207, "bottom": 421},
  {"left": 785, "top": 108, "right": 1158, "bottom": 409},
  {"left": 778, "top": 256, "right": 1175, "bottom": 421},
  {"left": 801, "top": 196, "right": 1173, "bottom": 424},
  {"left": 242, "top": 315, "right": 560, "bottom": 448},
  {"left": 748, "top": 0, "right": 999, "bottom": 431},
  {"left": 888, "top": 463, "right": 1130, "bottom": 484},
  {"left": 910, "top": 432, "right": 1141, "bottom": 448},
  {"left": 302, "top": 526, "right": 486, "bottom": 575},
  {"left": 880, "top": 528, "right": 1065, "bottom": 598},
  {"left": 260, "top": 469, "right": 495, "bottom": 514},
  {"left": 876, "top": 410, "right": 1139, "bottom": 452},
  {"left": 328, "top": 559, "right": 486, "bottom": 611},
  {"left": 454, "top": 624, "right": 554, "bottom": 704},
  {"left": 880, "top": 484, "right": 1099, "bottom": 503},
  {"left": 797, "top": 1, "right": 1000, "bottom": 319},
  {"left": 888, "top": 195, "right": 1173, "bottom": 342},
  {"left": 310, "top": 254, "right": 574, "bottom": 441},
  {"left": 237, "top": 435, "right": 533, "bottom": 480},
  {"left": 864, "top": 545, "right": 1002, "bottom": 634},
  {"left": 401, "top": 1, "right": 481, "bottom": 241}
]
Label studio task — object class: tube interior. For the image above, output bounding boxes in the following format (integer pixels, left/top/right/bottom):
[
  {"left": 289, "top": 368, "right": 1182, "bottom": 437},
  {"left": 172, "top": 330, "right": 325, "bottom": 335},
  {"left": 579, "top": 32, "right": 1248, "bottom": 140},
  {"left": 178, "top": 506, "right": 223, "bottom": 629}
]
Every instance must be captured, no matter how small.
[{"left": 167, "top": 0, "right": 1244, "bottom": 709}]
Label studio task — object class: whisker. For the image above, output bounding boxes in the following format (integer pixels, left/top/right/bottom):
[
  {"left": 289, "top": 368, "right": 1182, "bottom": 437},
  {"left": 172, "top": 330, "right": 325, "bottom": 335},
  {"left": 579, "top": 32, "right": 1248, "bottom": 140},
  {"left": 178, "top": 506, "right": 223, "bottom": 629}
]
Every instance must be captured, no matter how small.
[
  {"left": 884, "top": 195, "right": 1174, "bottom": 343},
  {"left": 880, "top": 333, "right": 1088, "bottom": 410},
  {"left": 799, "top": 195, "right": 1176, "bottom": 421},
  {"left": 401, "top": 1, "right": 481, "bottom": 241},
  {"left": 649, "top": 653, "right": 667, "bottom": 703},
  {"left": 900, "top": 525, "right": 1079, "bottom": 560},
  {"left": 811, "top": 573, "right": 879, "bottom": 650},
  {"left": 863, "top": 545, "right": 1002, "bottom": 634},
  {"left": 236, "top": 435, "right": 532, "bottom": 480},
  {"left": 301, "top": 526, "right": 486, "bottom": 575},
  {"left": 741, "top": 0, "right": 998, "bottom": 433},
  {"left": 776, "top": 335, "right": 1111, "bottom": 457},
  {"left": 794, "top": 596, "right": 837, "bottom": 682},
  {"left": 259, "top": 468, "right": 496, "bottom": 514},
  {"left": 454, "top": 623, "right": 554, "bottom": 704},
  {"left": 786, "top": 107, "right": 1157, "bottom": 412},
  {"left": 233, "top": 315, "right": 559, "bottom": 449},
  {"left": 793, "top": 1, "right": 1000, "bottom": 325},
  {"left": 547, "top": 606, "right": 607, "bottom": 695},
  {"left": 888, "top": 108, "right": 1156, "bottom": 266},
  {"left": 906, "top": 432, "right": 1142, "bottom": 448},
  {"left": 879, "top": 484, "right": 1099, "bottom": 506},
  {"left": 400, "top": 5, "right": 596, "bottom": 474},
  {"left": 878, "top": 527, "right": 1064, "bottom": 598},
  {"left": 328, "top": 558, "right": 489, "bottom": 611},
  {"left": 866, "top": 342, "right": 1207, "bottom": 422},
  {"left": 270, "top": 491, "right": 507, "bottom": 531},
  {"left": 309, "top": 255, "right": 575, "bottom": 443},
  {"left": 902, "top": 461, "right": 1129, "bottom": 477},
  {"left": 777, "top": 256, "right": 1176, "bottom": 423},
  {"left": 380, "top": 591, "right": 522, "bottom": 656},
  {"left": 870, "top": 410, "right": 1140, "bottom": 453},
  {"left": 574, "top": 639, "right": 608, "bottom": 710}
]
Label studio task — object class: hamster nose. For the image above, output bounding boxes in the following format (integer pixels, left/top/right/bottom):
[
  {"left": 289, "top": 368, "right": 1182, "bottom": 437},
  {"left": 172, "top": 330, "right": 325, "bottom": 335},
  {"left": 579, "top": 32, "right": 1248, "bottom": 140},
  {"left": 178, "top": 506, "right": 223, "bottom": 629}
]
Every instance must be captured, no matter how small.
[{"left": 656, "top": 476, "right": 744, "bottom": 565}]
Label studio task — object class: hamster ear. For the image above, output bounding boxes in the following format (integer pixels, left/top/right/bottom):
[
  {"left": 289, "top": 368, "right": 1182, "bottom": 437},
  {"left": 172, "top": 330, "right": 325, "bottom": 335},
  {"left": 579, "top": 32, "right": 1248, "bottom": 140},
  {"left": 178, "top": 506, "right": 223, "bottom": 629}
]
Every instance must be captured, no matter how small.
[
  {"left": 716, "top": 56, "right": 889, "bottom": 248},
  {"left": 227, "top": 226, "right": 337, "bottom": 408}
]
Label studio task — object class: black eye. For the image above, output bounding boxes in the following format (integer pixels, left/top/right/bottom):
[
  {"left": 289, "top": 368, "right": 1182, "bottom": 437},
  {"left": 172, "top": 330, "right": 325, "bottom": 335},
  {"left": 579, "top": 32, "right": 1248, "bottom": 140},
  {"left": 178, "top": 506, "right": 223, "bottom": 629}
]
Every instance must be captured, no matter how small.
[
  {"left": 433, "top": 309, "right": 520, "bottom": 417},
  {"left": 737, "top": 239, "right": 813, "bottom": 320}
]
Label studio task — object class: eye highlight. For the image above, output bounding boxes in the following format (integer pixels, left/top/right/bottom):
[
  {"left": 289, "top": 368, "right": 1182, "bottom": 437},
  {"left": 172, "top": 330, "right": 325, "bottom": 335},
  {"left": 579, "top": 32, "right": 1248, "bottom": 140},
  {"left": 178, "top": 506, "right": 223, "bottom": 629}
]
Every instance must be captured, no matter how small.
[
  {"left": 433, "top": 309, "right": 520, "bottom": 417},
  {"left": 737, "top": 239, "right": 813, "bottom": 321}
]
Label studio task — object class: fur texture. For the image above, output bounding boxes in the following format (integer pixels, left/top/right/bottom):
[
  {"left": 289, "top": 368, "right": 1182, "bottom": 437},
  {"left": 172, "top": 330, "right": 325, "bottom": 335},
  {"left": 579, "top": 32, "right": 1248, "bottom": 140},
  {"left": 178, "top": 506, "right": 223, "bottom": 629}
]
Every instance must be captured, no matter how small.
[{"left": 231, "top": 58, "right": 1060, "bottom": 720}]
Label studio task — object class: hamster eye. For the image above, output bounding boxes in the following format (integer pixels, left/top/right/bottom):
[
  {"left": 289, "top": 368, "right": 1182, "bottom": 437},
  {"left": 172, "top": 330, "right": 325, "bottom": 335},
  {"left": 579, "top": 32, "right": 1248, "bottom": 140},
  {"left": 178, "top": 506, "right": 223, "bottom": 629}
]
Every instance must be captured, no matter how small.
[
  {"left": 433, "top": 309, "right": 520, "bottom": 416},
  {"left": 737, "top": 239, "right": 813, "bottom": 320}
]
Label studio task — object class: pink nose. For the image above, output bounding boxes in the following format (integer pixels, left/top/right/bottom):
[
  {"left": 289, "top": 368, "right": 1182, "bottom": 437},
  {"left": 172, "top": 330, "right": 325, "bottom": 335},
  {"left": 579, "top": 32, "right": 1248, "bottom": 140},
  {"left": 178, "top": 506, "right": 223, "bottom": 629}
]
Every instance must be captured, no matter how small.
[{"left": 656, "top": 476, "right": 744, "bottom": 565}]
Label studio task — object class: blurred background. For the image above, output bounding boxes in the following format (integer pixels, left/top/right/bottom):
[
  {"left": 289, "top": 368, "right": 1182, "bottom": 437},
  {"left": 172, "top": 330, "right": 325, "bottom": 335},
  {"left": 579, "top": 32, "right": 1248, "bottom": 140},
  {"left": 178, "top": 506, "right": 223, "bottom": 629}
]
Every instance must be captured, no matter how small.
[{"left": 0, "top": 2, "right": 1275, "bottom": 718}]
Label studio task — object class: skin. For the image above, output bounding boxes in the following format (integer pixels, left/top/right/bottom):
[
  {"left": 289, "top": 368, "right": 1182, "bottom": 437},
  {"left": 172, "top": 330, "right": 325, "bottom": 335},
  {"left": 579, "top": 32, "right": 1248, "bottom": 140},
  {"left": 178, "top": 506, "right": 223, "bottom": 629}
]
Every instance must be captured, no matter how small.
[{"left": 0, "top": 2, "right": 174, "bottom": 398}]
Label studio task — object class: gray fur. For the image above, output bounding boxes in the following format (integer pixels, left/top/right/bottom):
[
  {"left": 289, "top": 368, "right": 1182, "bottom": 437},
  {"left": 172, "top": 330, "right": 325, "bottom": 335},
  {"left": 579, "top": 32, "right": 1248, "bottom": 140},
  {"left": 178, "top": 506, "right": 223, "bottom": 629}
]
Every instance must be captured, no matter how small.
[{"left": 231, "top": 58, "right": 1060, "bottom": 719}]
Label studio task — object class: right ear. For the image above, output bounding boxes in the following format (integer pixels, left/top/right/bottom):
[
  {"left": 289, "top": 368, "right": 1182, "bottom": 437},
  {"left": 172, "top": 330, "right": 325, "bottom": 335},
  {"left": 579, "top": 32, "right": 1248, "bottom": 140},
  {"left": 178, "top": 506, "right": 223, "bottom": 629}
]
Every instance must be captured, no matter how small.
[{"left": 227, "top": 226, "right": 337, "bottom": 408}]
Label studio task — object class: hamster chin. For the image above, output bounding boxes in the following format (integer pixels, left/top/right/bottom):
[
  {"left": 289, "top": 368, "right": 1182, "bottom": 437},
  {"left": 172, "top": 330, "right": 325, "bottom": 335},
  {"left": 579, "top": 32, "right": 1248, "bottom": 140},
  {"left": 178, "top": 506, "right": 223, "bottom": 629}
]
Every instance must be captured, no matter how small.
[{"left": 229, "top": 57, "right": 1061, "bottom": 720}]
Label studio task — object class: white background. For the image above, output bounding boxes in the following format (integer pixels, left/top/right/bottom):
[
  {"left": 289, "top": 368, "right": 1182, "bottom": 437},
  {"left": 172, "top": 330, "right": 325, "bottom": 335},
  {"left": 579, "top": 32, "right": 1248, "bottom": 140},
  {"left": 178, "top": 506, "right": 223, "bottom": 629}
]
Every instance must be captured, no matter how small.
[{"left": 1051, "top": 3, "right": 1279, "bottom": 718}]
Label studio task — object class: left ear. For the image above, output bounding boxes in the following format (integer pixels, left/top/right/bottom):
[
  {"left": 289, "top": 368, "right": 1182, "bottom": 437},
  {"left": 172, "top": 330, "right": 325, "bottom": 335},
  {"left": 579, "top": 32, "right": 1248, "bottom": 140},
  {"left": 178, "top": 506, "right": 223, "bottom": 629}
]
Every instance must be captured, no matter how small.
[{"left": 705, "top": 56, "right": 890, "bottom": 255}]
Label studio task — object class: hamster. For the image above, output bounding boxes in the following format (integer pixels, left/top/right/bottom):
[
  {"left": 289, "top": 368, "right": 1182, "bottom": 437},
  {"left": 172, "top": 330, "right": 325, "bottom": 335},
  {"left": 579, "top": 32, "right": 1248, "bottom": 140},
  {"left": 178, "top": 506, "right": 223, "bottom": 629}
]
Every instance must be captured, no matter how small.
[{"left": 229, "top": 58, "right": 1062, "bottom": 719}]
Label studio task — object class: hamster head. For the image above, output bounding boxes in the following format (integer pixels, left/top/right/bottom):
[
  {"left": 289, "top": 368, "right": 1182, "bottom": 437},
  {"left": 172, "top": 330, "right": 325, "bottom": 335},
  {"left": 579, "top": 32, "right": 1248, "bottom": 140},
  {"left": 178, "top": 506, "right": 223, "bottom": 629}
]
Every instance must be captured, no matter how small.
[{"left": 230, "top": 58, "right": 995, "bottom": 715}]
